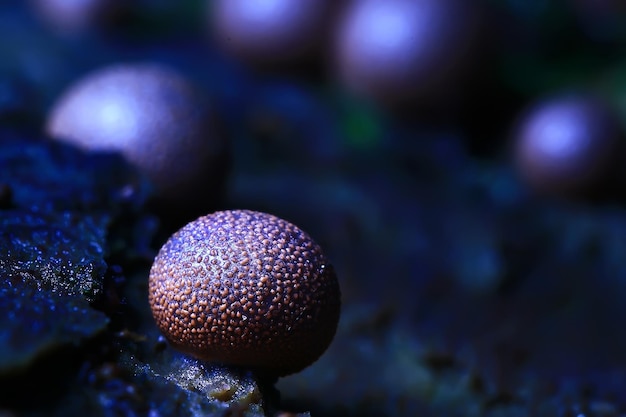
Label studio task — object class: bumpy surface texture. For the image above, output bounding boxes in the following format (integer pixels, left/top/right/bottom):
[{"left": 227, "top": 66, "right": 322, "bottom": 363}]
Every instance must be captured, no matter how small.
[{"left": 149, "top": 210, "right": 341, "bottom": 376}]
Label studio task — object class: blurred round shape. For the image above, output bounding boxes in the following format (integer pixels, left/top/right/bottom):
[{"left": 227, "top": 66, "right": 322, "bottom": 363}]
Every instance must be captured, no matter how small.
[
  {"left": 29, "top": 0, "right": 130, "bottom": 35},
  {"left": 333, "top": 0, "right": 480, "bottom": 106},
  {"left": 210, "top": 0, "right": 337, "bottom": 69},
  {"left": 45, "top": 63, "right": 228, "bottom": 216},
  {"left": 513, "top": 95, "right": 622, "bottom": 198}
]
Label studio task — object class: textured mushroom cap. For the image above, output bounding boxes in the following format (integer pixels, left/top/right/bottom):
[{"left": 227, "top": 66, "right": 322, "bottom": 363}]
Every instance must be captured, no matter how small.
[
  {"left": 210, "top": 0, "right": 337, "bottom": 68},
  {"left": 148, "top": 210, "right": 341, "bottom": 377},
  {"left": 333, "top": 0, "right": 479, "bottom": 105},
  {"left": 513, "top": 95, "right": 622, "bottom": 197},
  {"left": 45, "top": 63, "right": 227, "bottom": 211}
]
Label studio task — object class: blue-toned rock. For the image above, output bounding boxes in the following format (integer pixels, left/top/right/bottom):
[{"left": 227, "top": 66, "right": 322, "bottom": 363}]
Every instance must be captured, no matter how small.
[
  {"left": 0, "top": 132, "right": 149, "bottom": 213},
  {"left": 0, "top": 210, "right": 110, "bottom": 375},
  {"left": 1, "top": 210, "right": 107, "bottom": 302},
  {"left": 0, "top": 278, "right": 108, "bottom": 374}
]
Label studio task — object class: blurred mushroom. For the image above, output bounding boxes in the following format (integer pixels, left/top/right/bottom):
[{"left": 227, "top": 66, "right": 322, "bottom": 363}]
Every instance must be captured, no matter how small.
[
  {"left": 45, "top": 63, "right": 229, "bottom": 220},
  {"left": 29, "top": 0, "right": 131, "bottom": 35},
  {"left": 209, "top": 0, "right": 339, "bottom": 72},
  {"left": 512, "top": 94, "right": 623, "bottom": 199},
  {"left": 333, "top": 0, "right": 481, "bottom": 107}
]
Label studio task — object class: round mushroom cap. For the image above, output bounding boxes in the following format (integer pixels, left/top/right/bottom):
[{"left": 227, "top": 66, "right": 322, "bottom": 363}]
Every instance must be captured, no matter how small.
[
  {"left": 148, "top": 210, "right": 341, "bottom": 377},
  {"left": 45, "top": 63, "right": 228, "bottom": 213},
  {"left": 333, "top": 0, "right": 480, "bottom": 106},
  {"left": 513, "top": 95, "right": 622, "bottom": 197},
  {"left": 210, "top": 0, "right": 337, "bottom": 68}
]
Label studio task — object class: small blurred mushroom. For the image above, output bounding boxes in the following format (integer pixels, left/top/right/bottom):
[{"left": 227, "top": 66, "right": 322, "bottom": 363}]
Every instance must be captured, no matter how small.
[
  {"left": 332, "top": 0, "right": 481, "bottom": 108},
  {"left": 29, "top": 0, "right": 131, "bottom": 35},
  {"left": 512, "top": 94, "right": 623, "bottom": 199},
  {"left": 209, "top": 0, "right": 339, "bottom": 72}
]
